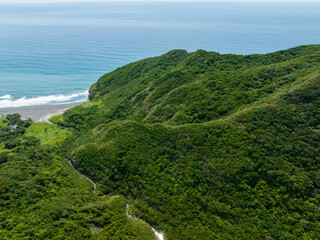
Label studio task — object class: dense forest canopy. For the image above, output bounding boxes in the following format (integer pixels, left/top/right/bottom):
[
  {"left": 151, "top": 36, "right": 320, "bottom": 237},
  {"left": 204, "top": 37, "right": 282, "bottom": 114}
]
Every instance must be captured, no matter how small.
[{"left": 1, "top": 44, "right": 320, "bottom": 239}]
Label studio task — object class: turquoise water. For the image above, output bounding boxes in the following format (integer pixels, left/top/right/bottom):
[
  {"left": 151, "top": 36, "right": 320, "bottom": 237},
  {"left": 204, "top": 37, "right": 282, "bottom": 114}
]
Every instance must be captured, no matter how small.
[{"left": 0, "top": 2, "right": 319, "bottom": 107}]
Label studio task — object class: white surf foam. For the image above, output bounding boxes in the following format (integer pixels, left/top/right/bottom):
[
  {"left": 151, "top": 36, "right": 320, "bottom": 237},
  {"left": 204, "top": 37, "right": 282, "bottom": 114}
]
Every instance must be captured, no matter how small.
[
  {"left": 0, "top": 95, "right": 11, "bottom": 99},
  {"left": 0, "top": 90, "right": 88, "bottom": 108}
]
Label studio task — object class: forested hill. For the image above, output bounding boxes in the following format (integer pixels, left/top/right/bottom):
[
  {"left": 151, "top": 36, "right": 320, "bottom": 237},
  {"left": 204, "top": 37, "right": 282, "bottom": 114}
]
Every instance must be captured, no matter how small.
[
  {"left": 63, "top": 44, "right": 320, "bottom": 129},
  {"left": 2, "top": 45, "right": 320, "bottom": 239}
]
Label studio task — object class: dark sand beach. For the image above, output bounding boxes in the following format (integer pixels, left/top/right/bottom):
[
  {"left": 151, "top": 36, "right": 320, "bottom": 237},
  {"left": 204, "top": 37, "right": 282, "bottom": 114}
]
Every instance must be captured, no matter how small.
[{"left": 0, "top": 101, "right": 85, "bottom": 122}]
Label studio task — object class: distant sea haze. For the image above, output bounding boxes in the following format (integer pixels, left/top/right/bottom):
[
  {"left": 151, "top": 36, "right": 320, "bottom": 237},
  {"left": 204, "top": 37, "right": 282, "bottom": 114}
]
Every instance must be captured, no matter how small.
[{"left": 0, "top": 2, "right": 319, "bottom": 108}]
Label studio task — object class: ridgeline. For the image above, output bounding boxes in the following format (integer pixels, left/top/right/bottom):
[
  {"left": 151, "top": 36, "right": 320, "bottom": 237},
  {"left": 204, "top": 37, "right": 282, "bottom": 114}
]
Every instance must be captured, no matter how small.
[{"left": 1, "top": 45, "right": 320, "bottom": 239}]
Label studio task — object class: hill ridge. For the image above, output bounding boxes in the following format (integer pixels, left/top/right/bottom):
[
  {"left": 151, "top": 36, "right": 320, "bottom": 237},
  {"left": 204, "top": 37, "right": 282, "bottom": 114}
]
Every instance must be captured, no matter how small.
[{"left": 2, "top": 44, "right": 320, "bottom": 239}]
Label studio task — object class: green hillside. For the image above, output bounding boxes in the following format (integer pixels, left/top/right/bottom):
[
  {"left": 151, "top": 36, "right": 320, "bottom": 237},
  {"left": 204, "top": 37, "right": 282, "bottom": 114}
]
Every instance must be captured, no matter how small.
[{"left": 2, "top": 45, "right": 320, "bottom": 239}]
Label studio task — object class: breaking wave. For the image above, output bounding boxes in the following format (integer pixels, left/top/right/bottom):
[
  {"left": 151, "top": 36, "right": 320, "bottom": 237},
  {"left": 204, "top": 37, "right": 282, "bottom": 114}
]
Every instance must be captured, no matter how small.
[
  {"left": 0, "top": 90, "right": 88, "bottom": 108},
  {"left": 0, "top": 95, "right": 11, "bottom": 99}
]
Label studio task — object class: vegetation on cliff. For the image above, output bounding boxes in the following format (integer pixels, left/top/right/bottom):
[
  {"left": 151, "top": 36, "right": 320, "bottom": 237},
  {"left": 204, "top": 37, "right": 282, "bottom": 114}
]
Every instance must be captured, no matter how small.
[{"left": 2, "top": 45, "right": 320, "bottom": 239}]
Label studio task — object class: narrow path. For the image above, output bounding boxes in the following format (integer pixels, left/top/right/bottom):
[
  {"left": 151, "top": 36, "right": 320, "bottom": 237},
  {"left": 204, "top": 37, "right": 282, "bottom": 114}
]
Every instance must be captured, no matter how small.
[
  {"left": 67, "top": 160, "right": 164, "bottom": 239},
  {"left": 39, "top": 107, "right": 70, "bottom": 125},
  {"left": 67, "top": 159, "right": 96, "bottom": 193},
  {"left": 67, "top": 161, "right": 165, "bottom": 239},
  {"left": 126, "top": 204, "right": 165, "bottom": 240}
]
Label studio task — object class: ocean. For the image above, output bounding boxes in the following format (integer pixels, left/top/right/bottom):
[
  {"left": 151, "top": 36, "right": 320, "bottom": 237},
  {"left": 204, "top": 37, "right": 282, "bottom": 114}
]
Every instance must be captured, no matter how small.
[{"left": 0, "top": 1, "right": 319, "bottom": 108}]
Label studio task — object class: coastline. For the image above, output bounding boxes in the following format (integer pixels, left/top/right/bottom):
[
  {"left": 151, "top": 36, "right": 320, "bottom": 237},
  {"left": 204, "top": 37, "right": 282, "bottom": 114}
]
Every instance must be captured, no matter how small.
[{"left": 0, "top": 101, "right": 85, "bottom": 122}]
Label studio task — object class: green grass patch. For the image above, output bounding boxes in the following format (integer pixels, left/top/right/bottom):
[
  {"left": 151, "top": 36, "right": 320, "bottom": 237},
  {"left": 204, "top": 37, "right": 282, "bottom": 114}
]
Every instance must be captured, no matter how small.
[
  {"left": 0, "top": 117, "right": 8, "bottom": 127},
  {"left": 25, "top": 122, "right": 71, "bottom": 145},
  {"left": 48, "top": 114, "right": 63, "bottom": 124}
]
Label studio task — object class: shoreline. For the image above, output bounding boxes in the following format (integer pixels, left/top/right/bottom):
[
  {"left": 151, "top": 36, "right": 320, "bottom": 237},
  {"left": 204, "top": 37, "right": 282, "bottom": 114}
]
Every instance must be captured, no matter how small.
[{"left": 0, "top": 101, "right": 85, "bottom": 122}]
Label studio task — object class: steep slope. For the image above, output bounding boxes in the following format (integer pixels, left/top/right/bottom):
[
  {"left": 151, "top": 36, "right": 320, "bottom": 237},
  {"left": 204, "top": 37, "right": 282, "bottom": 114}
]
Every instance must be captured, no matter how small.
[
  {"left": 62, "top": 45, "right": 320, "bottom": 128},
  {"left": 56, "top": 45, "right": 320, "bottom": 239},
  {"left": 0, "top": 118, "right": 158, "bottom": 240},
  {"left": 2, "top": 45, "right": 320, "bottom": 239}
]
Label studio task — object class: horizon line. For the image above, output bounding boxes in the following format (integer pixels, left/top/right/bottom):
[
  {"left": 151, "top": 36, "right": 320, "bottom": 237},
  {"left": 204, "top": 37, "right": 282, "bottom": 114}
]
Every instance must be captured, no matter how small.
[{"left": 1, "top": 0, "right": 320, "bottom": 3}]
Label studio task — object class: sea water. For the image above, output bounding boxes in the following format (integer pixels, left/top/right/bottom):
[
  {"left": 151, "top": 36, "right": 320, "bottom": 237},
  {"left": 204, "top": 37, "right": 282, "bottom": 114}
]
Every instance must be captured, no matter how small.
[{"left": 0, "top": 2, "right": 319, "bottom": 108}]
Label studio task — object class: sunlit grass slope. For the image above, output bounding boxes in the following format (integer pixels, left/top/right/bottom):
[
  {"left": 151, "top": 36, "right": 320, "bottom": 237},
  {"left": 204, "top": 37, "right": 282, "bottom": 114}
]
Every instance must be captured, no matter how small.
[{"left": 25, "top": 122, "right": 71, "bottom": 145}]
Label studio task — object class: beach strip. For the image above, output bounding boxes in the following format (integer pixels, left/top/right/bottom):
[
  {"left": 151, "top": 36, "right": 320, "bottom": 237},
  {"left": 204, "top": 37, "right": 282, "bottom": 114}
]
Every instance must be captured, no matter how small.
[{"left": 0, "top": 101, "right": 85, "bottom": 122}]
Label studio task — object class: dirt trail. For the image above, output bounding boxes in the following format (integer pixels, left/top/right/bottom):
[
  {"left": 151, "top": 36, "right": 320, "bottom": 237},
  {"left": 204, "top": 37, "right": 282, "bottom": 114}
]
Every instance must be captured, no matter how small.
[
  {"left": 67, "top": 159, "right": 165, "bottom": 239},
  {"left": 39, "top": 107, "right": 70, "bottom": 125},
  {"left": 126, "top": 204, "right": 164, "bottom": 240},
  {"left": 67, "top": 159, "right": 96, "bottom": 193}
]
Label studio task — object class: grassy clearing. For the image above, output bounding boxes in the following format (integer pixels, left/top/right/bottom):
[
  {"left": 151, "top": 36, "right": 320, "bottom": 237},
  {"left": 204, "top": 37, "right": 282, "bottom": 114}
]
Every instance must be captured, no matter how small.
[
  {"left": 25, "top": 122, "right": 71, "bottom": 145},
  {"left": 48, "top": 114, "right": 63, "bottom": 124},
  {"left": 0, "top": 117, "right": 8, "bottom": 127}
]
